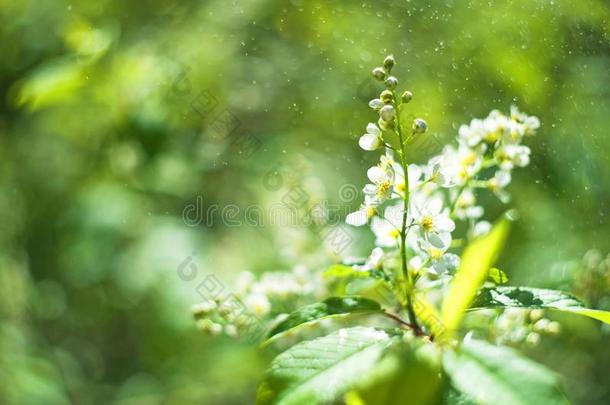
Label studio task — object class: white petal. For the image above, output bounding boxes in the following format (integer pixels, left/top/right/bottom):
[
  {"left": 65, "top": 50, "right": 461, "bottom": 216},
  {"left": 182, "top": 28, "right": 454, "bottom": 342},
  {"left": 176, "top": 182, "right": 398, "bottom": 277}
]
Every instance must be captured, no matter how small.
[
  {"left": 346, "top": 210, "right": 368, "bottom": 226},
  {"left": 367, "top": 166, "right": 387, "bottom": 184},
  {"left": 407, "top": 165, "right": 422, "bottom": 187},
  {"left": 466, "top": 206, "right": 484, "bottom": 219},
  {"left": 359, "top": 133, "right": 381, "bottom": 151},
  {"left": 430, "top": 232, "right": 452, "bottom": 249},
  {"left": 495, "top": 170, "right": 512, "bottom": 187},
  {"left": 435, "top": 215, "right": 455, "bottom": 232},
  {"left": 427, "top": 198, "right": 443, "bottom": 215},
  {"left": 363, "top": 184, "right": 377, "bottom": 196},
  {"left": 366, "top": 122, "right": 381, "bottom": 135}
]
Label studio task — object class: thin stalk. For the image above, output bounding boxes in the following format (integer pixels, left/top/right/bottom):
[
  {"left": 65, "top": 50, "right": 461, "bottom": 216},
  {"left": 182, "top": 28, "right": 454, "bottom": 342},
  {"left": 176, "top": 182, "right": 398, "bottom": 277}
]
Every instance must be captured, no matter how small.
[{"left": 392, "top": 92, "right": 420, "bottom": 332}]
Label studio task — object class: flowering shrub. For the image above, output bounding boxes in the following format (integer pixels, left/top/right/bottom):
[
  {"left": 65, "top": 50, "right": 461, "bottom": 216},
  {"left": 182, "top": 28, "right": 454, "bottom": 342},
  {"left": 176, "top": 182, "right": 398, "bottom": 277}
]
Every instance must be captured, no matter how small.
[{"left": 193, "top": 56, "right": 610, "bottom": 405}]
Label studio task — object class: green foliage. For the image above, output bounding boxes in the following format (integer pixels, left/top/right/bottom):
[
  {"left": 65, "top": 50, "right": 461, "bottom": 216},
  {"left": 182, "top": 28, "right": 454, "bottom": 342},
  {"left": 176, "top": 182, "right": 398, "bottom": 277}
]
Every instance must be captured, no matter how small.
[
  {"left": 471, "top": 286, "right": 610, "bottom": 325},
  {"left": 443, "top": 339, "right": 569, "bottom": 405},
  {"left": 264, "top": 296, "right": 383, "bottom": 343},
  {"left": 257, "top": 327, "right": 393, "bottom": 405},
  {"left": 440, "top": 218, "right": 511, "bottom": 337},
  {"left": 354, "top": 340, "right": 441, "bottom": 405}
]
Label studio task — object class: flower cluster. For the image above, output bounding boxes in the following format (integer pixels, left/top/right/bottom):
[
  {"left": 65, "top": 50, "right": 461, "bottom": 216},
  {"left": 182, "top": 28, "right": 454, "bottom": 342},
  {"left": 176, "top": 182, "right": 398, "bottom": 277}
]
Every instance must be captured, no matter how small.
[
  {"left": 192, "top": 266, "right": 324, "bottom": 338},
  {"left": 491, "top": 308, "right": 560, "bottom": 346},
  {"left": 347, "top": 56, "right": 540, "bottom": 280}
]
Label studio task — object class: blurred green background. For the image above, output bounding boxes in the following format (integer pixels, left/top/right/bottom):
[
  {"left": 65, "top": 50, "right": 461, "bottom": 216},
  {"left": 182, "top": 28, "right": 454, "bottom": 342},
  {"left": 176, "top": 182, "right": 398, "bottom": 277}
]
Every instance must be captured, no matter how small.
[{"left": 1, "top": 0, "right": 609, "bottom": 403}]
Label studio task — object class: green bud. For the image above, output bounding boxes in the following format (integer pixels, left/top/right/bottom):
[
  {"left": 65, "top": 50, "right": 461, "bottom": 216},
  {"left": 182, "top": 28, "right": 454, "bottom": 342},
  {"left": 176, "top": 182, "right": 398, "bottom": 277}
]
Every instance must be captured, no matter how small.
[
  {"left": 372, "top": 67, "right": 386, "bottom": 81},
  {"left": 383, "top": 55, "right": 395, "bottom": 71},
  {"left": 385, "top": 76, "right": 398, "bottom": 90},
  {"left": 380, "top": 105, "right": 396, "bottom": 122},
  {"left": 401, "top": 91, "right": 413, "bottom": 103},
  {"left": 378, "top": 118, "right": 394, "bottom": 131},
  {"left": 412, "top": 118, "right": 428, "bottom": 134},
  {"left": 380, "top": 90, "right": 393, "bottom": 104}
]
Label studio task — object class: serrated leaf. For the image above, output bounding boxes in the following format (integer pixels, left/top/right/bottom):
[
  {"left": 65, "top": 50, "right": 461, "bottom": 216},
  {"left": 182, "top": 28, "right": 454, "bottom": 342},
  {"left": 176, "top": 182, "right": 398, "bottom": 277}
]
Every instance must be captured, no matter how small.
[
  {"left": 256, "top": 327, "right": 393, "bottom": 405},
  {"left": 469, "top": 286, "right": 610, "bottom": 325},
  {"left": 443, "top": 339, "right": 569, "bottom": 405},
  {"left": 264, "top": 296, "right": 383, "bottom": 343},
  {"left": 440, "top": 218, "right": 510, "bottom": 338}
]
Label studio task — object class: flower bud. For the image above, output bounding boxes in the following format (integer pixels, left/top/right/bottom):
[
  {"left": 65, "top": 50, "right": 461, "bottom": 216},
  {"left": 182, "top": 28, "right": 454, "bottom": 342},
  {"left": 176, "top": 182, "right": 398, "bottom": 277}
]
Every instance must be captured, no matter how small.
[
  {"left": 383, "top": 55, "right": 395, "bottom": 71},
  {"left": 385, "top": 76, "right": 398, "bottom": 90},
  {"left": 526, "top": 332, "right": 540, "bottom": 346},
  {"left": 372, "top": 67, "right": 386, "bottom": 81},
  {"left": 191, "top": 301, "right": 216, "bottom": 318},
  {"left": 368, "top": 98, "right": 383, "bottom": 110},
  {"left": 380, "top": 105, "right": 395, "bottom": 122},
  {"left": 378, "top": 118, "right": 394, "bottom": 131},
  {"left": 225, "top": 324, "right": 238, "bottom": 338},
  {"left": 401, "top": 91, "right": 413, "bottom": 103},
  {"left": 412, "top": 118, "right": 428, "bottom": 134},
  {"left": 529, "top": 309, "right": 544, "bottom": 322},
  {"left": 546, "top": 321, "right": 561, "bottom": 335},
  {"left": 380, "top": 90, "right": 393, "bottom": 104}
]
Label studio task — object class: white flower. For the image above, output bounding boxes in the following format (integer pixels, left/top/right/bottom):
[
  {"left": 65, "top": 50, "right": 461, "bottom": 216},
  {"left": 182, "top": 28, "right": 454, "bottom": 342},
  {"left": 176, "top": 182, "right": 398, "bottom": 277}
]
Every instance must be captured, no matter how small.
[
  {"left": 488, "top": 170, "right": 512, "bottom": 203},
  {"left": 392, "top": 163, "right": 422, "bottom": 198},
  {"left": 495, "top": 144, "right": 530, "bottom": 170},
  {"left": 453, "top": 188, "right": 484, "bottom": 220},
  {"left": 346, "top": 197, "right": 378, "bottom": 227},
  {"left": 354, "top": 247, "right": 385, "bottom": 271},
  {"left": 424, "top": 156, "right": 452, "bottom": 187},
  {"left": 523, "top": 115, "right": 540, "bottom": 135},
  {"left": 410, "top": 233, "right": 459, "bottom": 275},
  {"left": 472, "top": 220, "right": 492, "bottom": 238},
  {"left": 245, "top": 293, "right": 271, "bottom": 316},
  {"left": 371, "top": 202, "right": 403, "bottom": 247},
  {"left": 435, "top": 144, "right": 483, "bottom": 186},
  {"left": 363, "top": 158, "right": 394, "bottom": 203},
  {"left": 458, "top": 119, "right": 484, "bottom": 147},
  {"left": 504, "top": 119, "right": 525, "bottom": 143},
  {"left": 359, "top": 122, "right": 384, "bottom": 151},
  {"left": 410, "top": 196, "right": 455, "bottom": 238},
  {"left": 482, "top": 111, "right": 508, "bottom": 144}
]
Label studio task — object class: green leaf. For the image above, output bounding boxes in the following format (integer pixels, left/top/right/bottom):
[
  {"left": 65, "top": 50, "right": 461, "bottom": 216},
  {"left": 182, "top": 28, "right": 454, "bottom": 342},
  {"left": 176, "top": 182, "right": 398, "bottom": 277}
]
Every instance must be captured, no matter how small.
[
  {"left": 470, "top": 286, "right": 610, "bottom": 325},
  {"left": 440, "top": 218, "right": 510, "bottom": 337},
  {"left": 354, "top": 339, "right": 442, "bottom": 405},
  {"left": 488, "top": 267, "right": 509, "bottom": 284},
  {"left": 443, "top": 339, "right": 569, "bottom": 405},
  {"left": 256, "top": 327, "right": 393, "bottom": 405},
  {"left": 324, "top": 265, "right": 388, "bottom": 295},
  {"left": 264, "top": 296, "right": 383, "bottom": 343},
  {"left": 324, "top": 264, "right": 368, "bottom": 278}
]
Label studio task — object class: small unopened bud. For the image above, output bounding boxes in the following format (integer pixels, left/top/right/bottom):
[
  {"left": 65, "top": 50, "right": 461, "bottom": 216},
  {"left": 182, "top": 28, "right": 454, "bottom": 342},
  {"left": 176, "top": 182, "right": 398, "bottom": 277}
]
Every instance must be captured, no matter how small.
[
  {"left": 380, "top": 105, "right": 396, "bottom": 122},
  {"left": 385, "top": 76, "right": 398, "bottom": 90},
  {"left": 401, "top": 91, "right": 413, "bottom": 103},
  {"left": 529, "top": 309, "right": 544, "bottom": 322},
  {"left": 368, "top": 98, "right": 383, "bottom": 110},
  {"left": 372, "top": 67, "right": 386, "bottom": 81},
  {"left": 191, "top": 301, "right": 216, "bottom": 318},
  {"left": 412, "top": 118, "right": 428, "bottom": 134},
  {"left": 526, "top": 332, "right": 540, "bottom": 346},
  {"left": 197, "top": 319, "right": 214, "bottom": 333},
  {"left": 546, "top": 321, "right": 561, "bottom": 335},
  {"left": 533, "top": 318, "right": 550, "bottom": 333},
  {"left": 380, "top": 90, "right": 393, "bottom": 104},
  {"left": 225, "top": 324, "right": 238, "bottom": 338},
  {"left": 383, "top": 55, "right": 395, "bottom": 71},
  {"left": 378, "top": 118, "right": 394, "bottom": 131}
]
